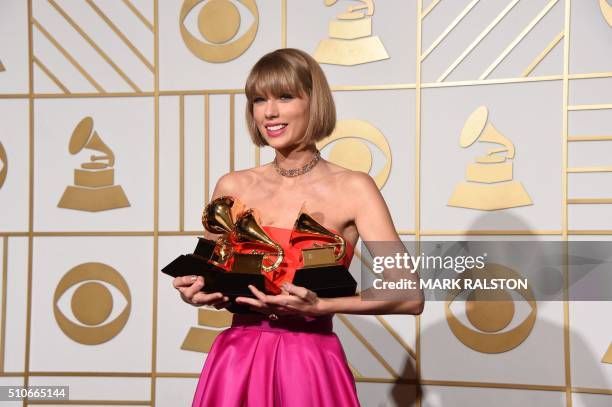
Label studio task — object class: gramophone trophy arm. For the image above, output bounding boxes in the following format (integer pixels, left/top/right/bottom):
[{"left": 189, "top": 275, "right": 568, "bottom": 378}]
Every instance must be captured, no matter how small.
[
  {"left": 334, "top": 235, "right": 346, "bottom": 262},
  {"left": 262, "top": 247, "right": 284, "bottom": 273}
]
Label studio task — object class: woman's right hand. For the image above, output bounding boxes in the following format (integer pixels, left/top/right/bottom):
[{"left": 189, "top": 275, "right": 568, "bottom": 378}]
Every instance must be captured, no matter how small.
[{"left": 173, "top": 275, "right": 230, "bottom": 309}]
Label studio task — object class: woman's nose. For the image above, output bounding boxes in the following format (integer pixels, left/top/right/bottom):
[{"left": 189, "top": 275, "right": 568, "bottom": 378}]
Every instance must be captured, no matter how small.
[{"left": 264, "top": 101, "right": 279, "bottom": 119}]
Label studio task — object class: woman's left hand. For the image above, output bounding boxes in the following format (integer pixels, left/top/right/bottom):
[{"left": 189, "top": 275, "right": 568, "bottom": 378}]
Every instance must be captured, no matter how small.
[{"left": 235, "top": 282, "right": 326, "bottom": 317}]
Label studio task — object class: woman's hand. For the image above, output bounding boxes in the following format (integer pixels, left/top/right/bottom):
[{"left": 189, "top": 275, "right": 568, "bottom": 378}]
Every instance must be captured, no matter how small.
[
  {"left": 235, "top": 282, "right": 327, "bottom": 317},
  {"left": 173, "top": 275, "right": 230, "bottom": 309}
]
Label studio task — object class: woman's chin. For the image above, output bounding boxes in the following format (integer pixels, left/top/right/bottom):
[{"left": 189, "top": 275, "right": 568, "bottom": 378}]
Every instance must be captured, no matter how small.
[{"left": 265, "top": 137, "right": 292, "bottom": 150}]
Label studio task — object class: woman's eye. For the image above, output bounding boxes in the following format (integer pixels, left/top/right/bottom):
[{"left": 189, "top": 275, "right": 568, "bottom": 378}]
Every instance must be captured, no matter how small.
[
  {"left": 280, "top": 94, "right": 293, "bottom": 101},
  {"left": 253, "top": 97, "right": 265, "bottom": 104}
]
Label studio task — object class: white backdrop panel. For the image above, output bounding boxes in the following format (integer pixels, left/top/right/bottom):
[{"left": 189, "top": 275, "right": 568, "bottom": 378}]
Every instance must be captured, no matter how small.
[
  {"left": 3, "top": 237, "right": 28, "bottom": 372},
  {"left": 33, "top": 97, "right": 154, "bottom": 231},
  {"left": 157, "top": 236, "right": 216, "bottom": 374},
  {"left": 287, "top": 0, "right": 417, "bottom": 86},
  {"left": 569, "top": 0, "right": 612, "bottom": 74},
  {"left": 159, "top": 95, "right": 181, "bottom": 231},
  {"left": 332, "top": 90, "right": 416, "bottom": 232},
  {"left": 159, "top": 0, "right": 282, "bottom": 91},
  {"left": 156, "top": 377, "right": 199, "bottom": 407},
  {"left": 421, "top": 81, "right": 562, "bottom": 231},
  {"left": 0, "top": 0, "right": 29, "bottom": 94},
  {"left": 422, "top": 385, "right": 565, "bottom": 407},
  {"left": 420, "top": 300, "right": 565, "bottom": 386},
  {"left": 30, "top": 236, "right": 153, "bottom": 372},
  {"left": 28, "top": 376, "right": 150, "bottom": 402},
  {"left": 0, "top": 99, "right": 29, "bottom": 232},
  {"left": 569, "top": 301, "right": 612, "bottom": 389}
]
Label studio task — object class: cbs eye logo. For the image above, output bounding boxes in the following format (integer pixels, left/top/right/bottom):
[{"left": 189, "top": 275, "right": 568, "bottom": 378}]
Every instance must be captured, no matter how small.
[
  {"left": 316, "top": 119, "right": 392, "bottom": 189},
  {"left": 444, "top": 263, "right": 536, "bottom": 354},
  {"left": 179, "top": 0, "right": 259, "bottom": 63},
  {"left": 53, "top": 262, "right": 131, "bottom": 345}
]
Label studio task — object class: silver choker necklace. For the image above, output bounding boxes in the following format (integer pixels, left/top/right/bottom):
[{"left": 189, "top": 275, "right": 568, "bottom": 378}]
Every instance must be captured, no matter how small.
[{"left": 273, "top": 151, "right": 321, "bottom": 177}]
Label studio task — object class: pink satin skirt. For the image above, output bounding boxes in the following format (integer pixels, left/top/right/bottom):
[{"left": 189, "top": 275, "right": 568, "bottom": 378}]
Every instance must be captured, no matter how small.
[{"left": 192, "top": 314, "right": 360, "bottom": 406}]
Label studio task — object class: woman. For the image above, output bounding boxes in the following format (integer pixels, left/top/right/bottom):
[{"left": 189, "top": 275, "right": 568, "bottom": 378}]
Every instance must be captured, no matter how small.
[{"left": 174, "top": 48, "right": 424, "bottom": 406}]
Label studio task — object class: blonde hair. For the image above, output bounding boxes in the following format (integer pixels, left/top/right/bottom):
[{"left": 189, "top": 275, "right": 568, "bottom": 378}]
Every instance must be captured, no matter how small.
[{"left": 245, "top": 48, "right": 336, "bottom": 147}]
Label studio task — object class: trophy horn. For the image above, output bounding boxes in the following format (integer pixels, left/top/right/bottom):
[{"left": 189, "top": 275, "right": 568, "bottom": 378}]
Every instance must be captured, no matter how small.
[
  {"left": 232, "top": 209, "right": 284, "bottom": 273},
  {"left": 202, "top": 196, "right": 237, "bottom": 234},
  {"left": 290, "top": 211, "right": 346, "bottom": 261},
  {"left": 201, "top": 196, "right": 240, "bottom": 269}
]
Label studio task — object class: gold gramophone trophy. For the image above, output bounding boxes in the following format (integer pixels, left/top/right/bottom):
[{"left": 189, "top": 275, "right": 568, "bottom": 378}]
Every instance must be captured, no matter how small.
[
  {"left": 162, "top": 196, "right": 237, "bottom": 285},
  {"left": 448, "top": 106, "right": 532, "bottom": 211},
  {"left": 162, "top": 197, "right": 279, "bottom": 301},
  {"left": 314, "top": 0, "right": 389, "bottom": 66},
  {"left": 289, "top": 210, "right": 357, "bottom": 298},
  {"left": 202, "top": 195, "right": 245, "bottom": 270},
  {"left": 57, "top": 117, "right": 130, "bottom": 212},
  {"left": 231, "top": 208, "right": 284, "bottom": 275}
]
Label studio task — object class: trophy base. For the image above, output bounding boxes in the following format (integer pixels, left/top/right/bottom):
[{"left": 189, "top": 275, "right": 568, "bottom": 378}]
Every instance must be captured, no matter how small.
[
  {"left": 161, "top": 237, "right": 266, "bottom": 306},
  {"left": 161, "top": 252, "right": 266, "bottom": 297},
  {"left": 293, "top": 265, "right": 357, "bottom": 298}
]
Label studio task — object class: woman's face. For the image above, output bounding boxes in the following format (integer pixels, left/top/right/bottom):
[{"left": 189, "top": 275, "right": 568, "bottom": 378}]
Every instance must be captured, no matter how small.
[{"left": 252, "top": 92, "right": 310, "bottom": 150}]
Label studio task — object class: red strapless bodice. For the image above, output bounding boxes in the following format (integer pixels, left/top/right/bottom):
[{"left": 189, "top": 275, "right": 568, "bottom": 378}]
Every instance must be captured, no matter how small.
[{"left": 231, "top": 226, "right": 354, "bottom": 293}]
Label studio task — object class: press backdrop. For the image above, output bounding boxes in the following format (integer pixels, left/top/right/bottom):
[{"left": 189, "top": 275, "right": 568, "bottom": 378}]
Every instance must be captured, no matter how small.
[{"left": 0, "top": 0, "right": 611, "bottom": 406}]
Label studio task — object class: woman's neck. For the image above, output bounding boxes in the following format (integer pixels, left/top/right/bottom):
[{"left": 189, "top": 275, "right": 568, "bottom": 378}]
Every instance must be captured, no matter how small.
[{"left": 273, "top": 145, "right": 319, "bottom": 169}]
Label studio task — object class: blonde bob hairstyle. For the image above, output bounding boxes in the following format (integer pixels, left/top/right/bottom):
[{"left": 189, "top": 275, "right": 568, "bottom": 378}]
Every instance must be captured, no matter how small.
[{"left": 245, "top": 48, "right": 336, "bottom": 147}]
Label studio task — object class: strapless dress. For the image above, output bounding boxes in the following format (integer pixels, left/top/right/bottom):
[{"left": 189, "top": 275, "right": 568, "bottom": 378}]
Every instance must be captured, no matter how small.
[{"left": 192, "top": 226, "right": 360, "bottom": 407}]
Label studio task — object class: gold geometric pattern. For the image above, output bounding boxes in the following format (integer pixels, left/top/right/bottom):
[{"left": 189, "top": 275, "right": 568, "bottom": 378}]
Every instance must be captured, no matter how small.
[
  {"left": 32, "top": 0, "right": 154, "bottom": 94},
  {"left": 0, "top": 141, "right": 7, "bottom": 189},
  {"left": 600, "top": 0, "right": 612, "bottom": 26},
  {"left": 0, "top": 1, "right": 609, "bottom": 406},
  {"left": 181, "top": 308, "right": 232, "bottom": 353},
  {"left": 422, "top": 0, "right": 564, "bottom": 82}
]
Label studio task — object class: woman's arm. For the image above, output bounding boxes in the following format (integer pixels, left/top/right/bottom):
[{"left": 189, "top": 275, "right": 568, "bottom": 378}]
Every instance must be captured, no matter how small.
[{"left": 325, "top": 171, "right": 424, "bottom": 315}]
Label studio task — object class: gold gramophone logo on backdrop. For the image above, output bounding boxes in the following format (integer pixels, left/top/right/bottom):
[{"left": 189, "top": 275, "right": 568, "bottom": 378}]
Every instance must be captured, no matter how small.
[
  {"left": 316, "top": 119, "right": 391, "bottom": 189},
  {"left": 0, "top": 60, "right": 5, "bottom": 72},
  {"left": 179, "top": 0, "right": 259, "bottom": 63},
  {"left": 53, "top": 262, "right": 131, "bottom": 345},
  {"left": 600, "top": 0, "right": 612, "bottom": 26},
  {"left": 603, "top": 343, "right": 612, "bottom": 364},
  {"left": 445, "top": 264, "right": 537, "bottom": 354},
  {"left": 182, "top": 308, "right": 232, "bottom": 353},
  {"left": 447, "top": 106, "right": 532, "bottom": 211},
  {"left": 314, "top": 0, "right": 389, "bottom": 65},
  {"left": 0, "top": 141, "right": 7, "bottom": 189},
  {"left": 57, "top": 117, "right": 130, "bottom": 212}
]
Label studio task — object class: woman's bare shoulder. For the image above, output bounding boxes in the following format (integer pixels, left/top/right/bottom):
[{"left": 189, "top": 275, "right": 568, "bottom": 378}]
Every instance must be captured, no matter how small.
[
  {"left": 323, "top": 162, "right": 378, "bottom": 193},
  {"left": 213, "top": 165, "right": 271, "bottom": 196}
]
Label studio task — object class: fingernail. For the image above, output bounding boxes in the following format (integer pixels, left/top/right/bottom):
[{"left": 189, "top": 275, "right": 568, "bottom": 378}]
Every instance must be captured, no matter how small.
[{"left": 190, "top": 276, "right": 197, "bottom": 282}]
